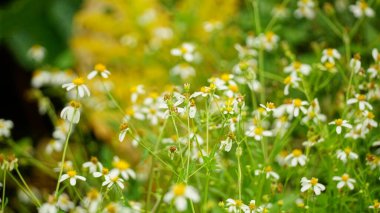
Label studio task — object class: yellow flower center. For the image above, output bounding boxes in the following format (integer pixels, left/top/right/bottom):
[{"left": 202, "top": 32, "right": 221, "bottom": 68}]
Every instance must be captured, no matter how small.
[
  {"left": 324, "top": 62, "right": 335, "bottom": 69},
  {"left": 266, "top": 31, "right": 274, "bottom": 42},
  {"left": 249, "top": 202, "right": 256, "bottom": 209},
  {"left": 359, "top": 1, "right": 368, "bottom": 9},
  {"left": 69, "top": 100, "right": 81, "bottom": 109},
  {"left": 94, "top": 63, "right": 106, "bottom": 72},
  {"left": 111, "top": 176, "right": 119, "bottom": 182},
  {"left": 367, "top": 112, "right": 375, "bottom": 119},
  {"left": 326, "top": 48, "right": 334, "bottom": 56},
  {"left": 221, "top": 74, "right": 231, "bottom": 81},
  {"left": 113, "top": 159, "right": 130, "bottom": 170},
  {"left": 357, "top": 94, "right": 366, "bottom": 101},
  {"left": 373, "top": 200, "right": 380, "bottom": 208},
  {"left": 308, "top": 111, "right": 315, "bottom": 118},
  {"left": 106, "top": 203, "right": 117, "bottom": 213},
  {"left": 335, "top": 119, "right": 343, "bottom": 126},
  {"left": 180, "top": 46, "right": 188, "bottom": 54},
  {"left": 264, "top": 166, "right": 272, "bottom": 172},
  {"left": 126, "top": 108, "right": 134, "bottom": 116},
  {"left": 266, "top": 102, "right": 275, "bottom": 109},
  {"left": 254, "top": 127, "right": 264, "bottom": 135},
  {"left": 293, "top": 61, "right": 301, "bottom": 70},
  {"left": 284, "top": 76, "right": 292, "bottom": 84},
  {"left": 86, "top": 189, "right": 99, "bottom": 200},
  {"left": 344, "top": 147, "right": 351, "bottom": 155},
  {"left": 173, "top": 183, "right": 186, "bottom": 196},
  {"left": 102, "top": 168, "right": 109, "bottom": 175},
  {"left": 73, "top": 77, "right": 84, "bottom": 86},
  {"left": 235, "top": 200, "right": 243, "bottom": 207},
  {"left": 200, "top": 86, "right": 210, "bottom": 93},
  {"left": 229, "top": 84, "right": 239, "bottom": 92},
  {"left": 341, "top": 174, "right": 349, "bottom": 182},
  {"left": 293, "top": 99, "right": 302, "bottom": 107},
  {"left": 292, "top": 149, "right": 302, "bottom": 157},
  {"left": 310, "top": 177, "right": 318, "bottom": 186},
  {"left": 67, "top": 170, "right": 77, "bottom": 177}
]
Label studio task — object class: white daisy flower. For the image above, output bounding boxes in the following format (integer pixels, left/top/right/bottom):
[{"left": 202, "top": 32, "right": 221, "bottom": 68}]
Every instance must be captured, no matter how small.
[
  {"left": 38, "top": 195, "right": 57, "bottom": 213},
  {"left": 332, "top": 174, "right": 356, "bottom": 190},
  {"left": 336, "top": 148, "right": 358, "bottom": 163},
  {"left": 82, "top": 157, "right": 103, "bottom": 174},
  {"left": 255, "top": 166, "right": 280, "bottom": 180},
  {"left": 284, "top": 61, "right": 311, "bottom": 76},
  {"left": 245, "top": 200, "right": 258, "bottom": 213},
  {"left": 60, "top": 101, "right": 81, "bottom": 124},
  {"left": 350, "top": 54, "right": 362, "bottom": 73},
  {"left": 260, "top": 102, "right": 276, "bottom": 112},
  {"left": 300, "top": 177, "right": 325, "bottom": 195},
  {"left": 82, "top": 189, "right": 101, "bottom": 213},
  {"left": 0, "top": 119, "right": 14, "bottom": 138},
  {"left": 329, "top": 119, "right": 352, "bottom": 134},
  {"left": 369, "top": 200, "right": 380, "bottom": 209},
  {"left": 225, "top": 198, "right": 248, "bottom": 213},
  {"left": 87, "top": 63, "right": 111, "bottom": 79},
  {"left": 27, "top": 44, "right": 46, "bottom": 63},
  {"left": 245, "top": 126, "right": 273, "bottom": 141},
  {"left": 59, "top": 170, "right": 86, "bottom": 186},
  {"left": 163, "top": 183, "right": 200, "bottom": 212},
  {"left": 321, "top": 48, "right": 341, "bottom": 63},
  {"left": 349, "top": 0, "right": 375, "bottom": 18},
  {"left": 347, "top": 94, "right": 373, "bottom": 111},
  {"left": 285, "top": 149, "right": 307, "bottom": 167},
  {"left": 372, "top": 48, "right": 380, "bottom": 63},
  {"left": 283, "top": 75, "right": 300, "bottom": 96},
  {"left": 118, "top": 122, "right": 130, "bottom": 142},
  {"left": 287, "top": 99, "right": 308, "bottom": 117},
  {"left": 111, "top": 156, "right": 136, "bottom": 180},
  {"left": 130, "top": 85, "right": 145, "bottom": 103},
  {"left": 57, "top": 193, "right": 74, "bottom": 212},
  {"left": 62, "top": 77, "right": 90, "bottom": 98},
  {"left": 171, "top": 43, "right": 196, "bottom": 62},
  {"left": 45, "top": 139, "right": 63, "bottom": 154},
  {"left": 102, "top": 170, "right": 124, "bottom": 189}
]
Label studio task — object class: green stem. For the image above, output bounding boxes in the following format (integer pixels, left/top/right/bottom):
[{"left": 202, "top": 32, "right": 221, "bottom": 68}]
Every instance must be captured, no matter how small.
[
  {"left": 15, "top": 168, "right": 41, "bottom": 207},
  {"left": 54, "top": 113, "right": 75, "bottom": 199},
  {"left": 102, "top": 81, "right": 125, "bottom": 115},
  {"left": 237, "top": 148, "right": 242, "bottom": 200},
  {"left": 186, "top": 110, "right": 191, "bottom": 183}
]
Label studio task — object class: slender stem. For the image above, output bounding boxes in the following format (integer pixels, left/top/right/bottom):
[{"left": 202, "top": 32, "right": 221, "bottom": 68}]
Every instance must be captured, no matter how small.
[
  {"left": 55, "top": 114, "right": 75, "bottom": 198},
  {"left": 102, "top": 81, "right": 125, "bottom": 115},
  {"left": 146, "top": 119, "right": 169, "bottom": 212},
  {"left": 15, "top": 168, "right": 41, "bottom": 207},
  {"left": 186, "top": 109, "right": 191, "bottom": 183},
  {"left": 237, "top": 148, "right": 242, "bottom": 200}
]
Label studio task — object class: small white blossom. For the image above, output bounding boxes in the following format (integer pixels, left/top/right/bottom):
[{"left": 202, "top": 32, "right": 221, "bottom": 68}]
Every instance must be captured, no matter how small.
[
  {"left": 349, "top": 0, "right": 375, "bottom": 18},
  {"left": 0, "top": 119, "right": 14, "bottom": 138},
  {"left": 59, "top": 170, "right": 86, "bottom": 186},
  {"left": 87, "top": 64, "right": 111, "bottom": 79},
  {"left": 333, "top": 174, "right": 356, "bottom": 190},
  {"left": 329, "top": 119, "right": 352, "bottom": 134},
  {"left": 285, "top": 149, "right": 307, "bottom": 167},
  {"left": 163, "top": 183, "right": 200, "bottom": 212},
  {"left": 62, "top": 77, "right": 90, "bottom": 98},
  {"left": 60, "top": 101, "right": 81, "bottom": 124},
  {"left": 300, "top": 177, "right": 325, "bottom": 195}
]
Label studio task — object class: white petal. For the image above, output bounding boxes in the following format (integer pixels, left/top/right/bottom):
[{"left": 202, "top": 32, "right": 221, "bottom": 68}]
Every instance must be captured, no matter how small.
[
  {"left": 87, "top": 71, "right": 98, "bottom": 79},
  {"left": 175, "top": 197, "right": 187, "bottom": 212}
]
